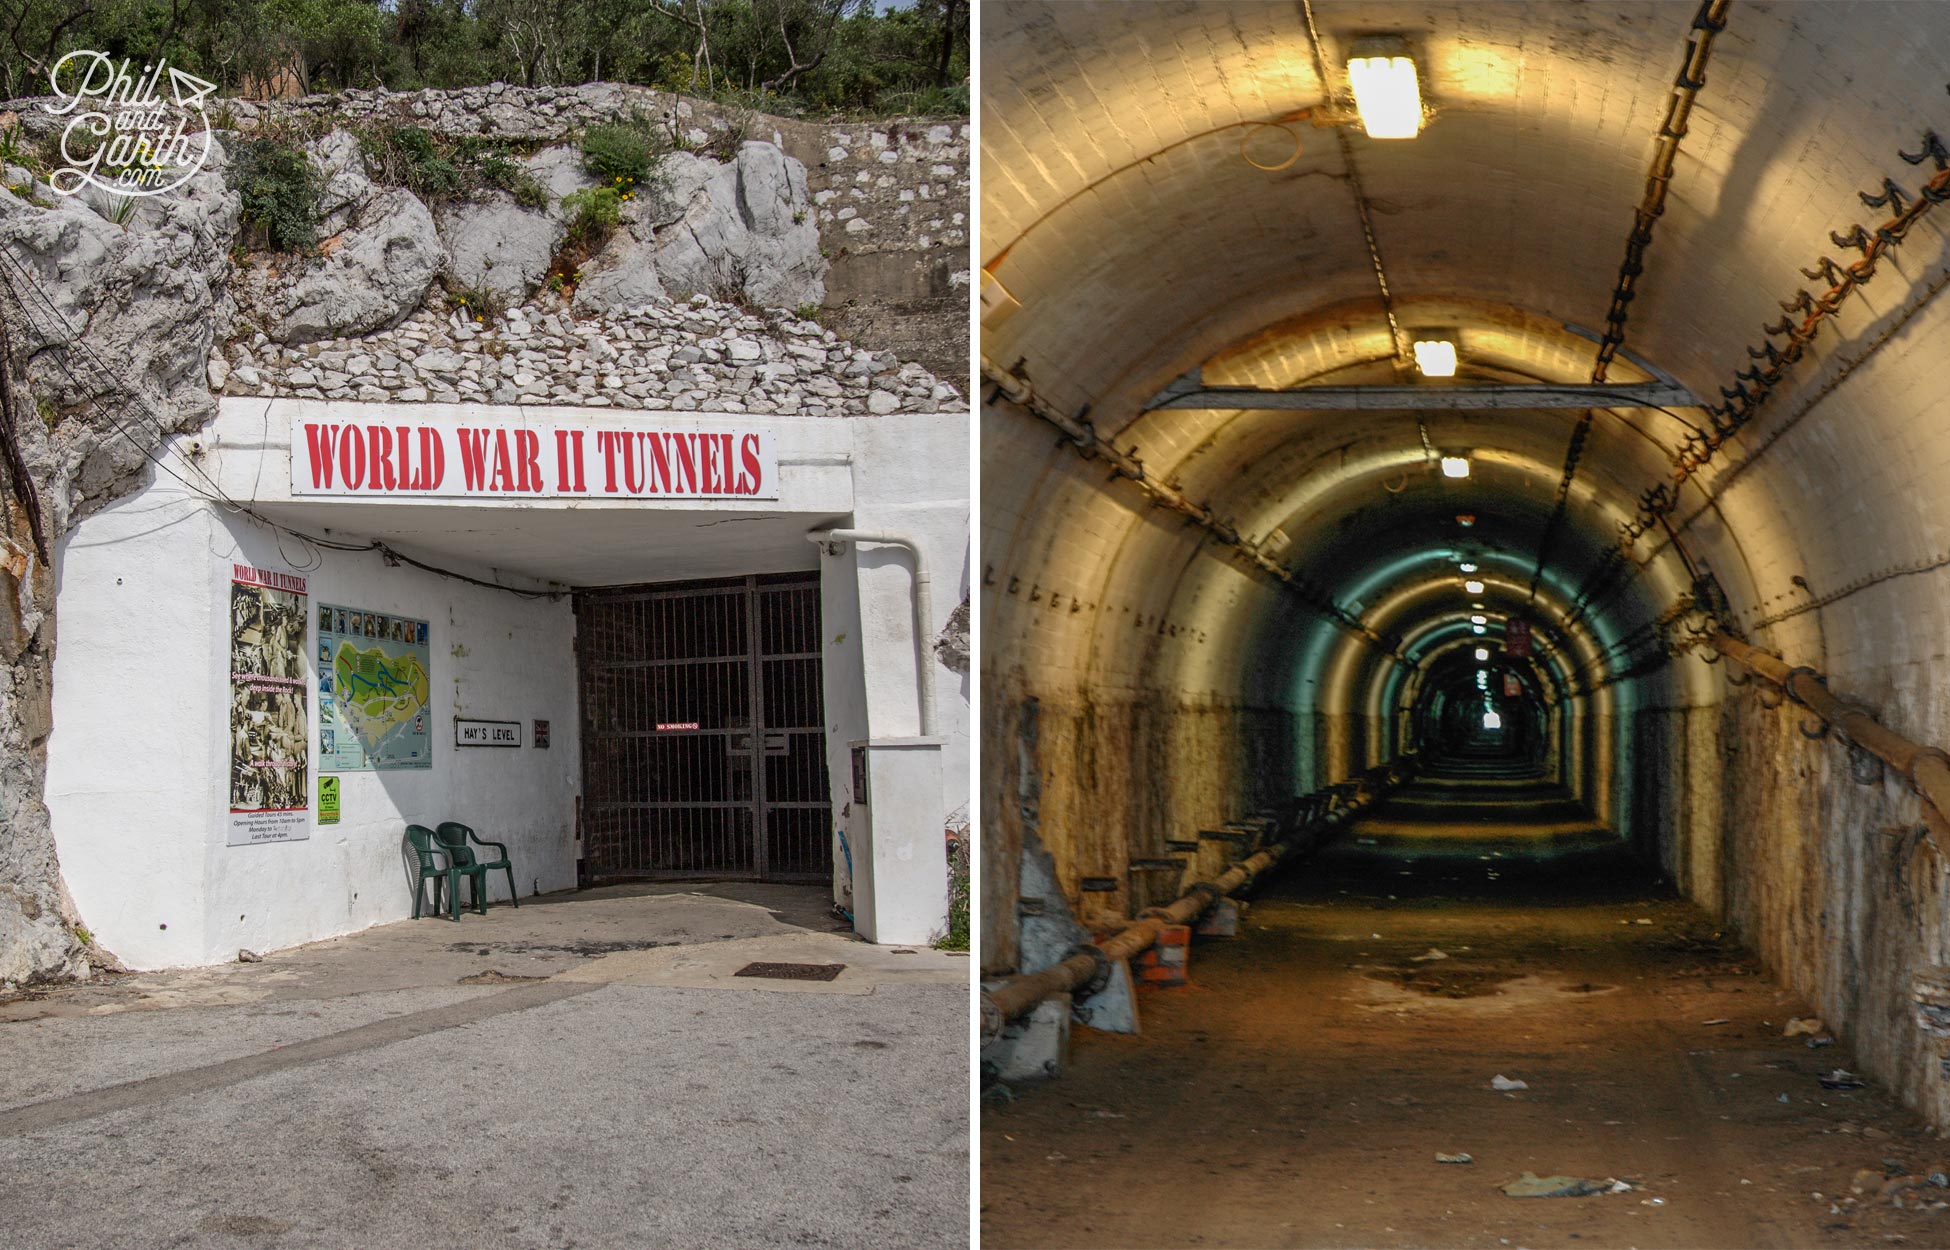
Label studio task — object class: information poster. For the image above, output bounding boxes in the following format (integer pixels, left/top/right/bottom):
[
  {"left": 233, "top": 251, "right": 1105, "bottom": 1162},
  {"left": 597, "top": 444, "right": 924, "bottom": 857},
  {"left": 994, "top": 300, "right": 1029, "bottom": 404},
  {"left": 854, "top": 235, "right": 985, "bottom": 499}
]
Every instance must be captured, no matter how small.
[
  {"left": 228, "top": 564, "right": 310, "bottom": 845},
  {"left": 318, "top": 604, "right": 432, "bottom": 771}
]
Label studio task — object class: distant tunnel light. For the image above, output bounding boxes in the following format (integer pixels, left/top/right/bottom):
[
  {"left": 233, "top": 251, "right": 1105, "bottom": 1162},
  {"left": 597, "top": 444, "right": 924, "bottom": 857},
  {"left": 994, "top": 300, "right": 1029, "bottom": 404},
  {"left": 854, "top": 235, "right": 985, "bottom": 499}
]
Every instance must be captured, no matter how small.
[
  {"left": 1464, "top": 579, "right": 1485, "bottom": 595},
  {"left": 1474, "top": 647, "right": 1490, "bottom": 661},
  {"left": 1458, "top": 561, "right": 1478, "bottom": 573},
  {"left": 1415, "top": 340, "right": 1458, "bottom": 377},
  {"left": 1347, "top": 51, "right": 1423, "bottom": 140},
  {"left": 1472, "top": 624, "right": 1486, "bottom": 634},
  {"left": 1470, "top": 614, "right": 1486, "bottom": 625},
  {"left": 1439, "top": 455, "right": 1470, "bottom": 479},
  {"left": 1482, "top": 710, "right": 1503, "bottom": 730}
]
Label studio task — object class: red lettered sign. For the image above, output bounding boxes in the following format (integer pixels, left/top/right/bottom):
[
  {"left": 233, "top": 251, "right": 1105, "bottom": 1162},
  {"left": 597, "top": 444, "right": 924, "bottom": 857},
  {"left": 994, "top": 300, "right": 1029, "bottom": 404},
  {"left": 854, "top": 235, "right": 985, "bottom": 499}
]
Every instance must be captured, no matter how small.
[{"left": 291, "top": 415, "right": 779, "bottom": 501}]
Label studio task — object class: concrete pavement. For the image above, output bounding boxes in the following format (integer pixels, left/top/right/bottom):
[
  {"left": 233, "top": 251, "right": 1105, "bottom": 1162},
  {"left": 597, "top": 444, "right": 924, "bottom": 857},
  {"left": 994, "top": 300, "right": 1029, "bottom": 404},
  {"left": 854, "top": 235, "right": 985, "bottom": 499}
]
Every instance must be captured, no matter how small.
[{"left": 0, "top": 883, "right": 970, "bottom": 1249}]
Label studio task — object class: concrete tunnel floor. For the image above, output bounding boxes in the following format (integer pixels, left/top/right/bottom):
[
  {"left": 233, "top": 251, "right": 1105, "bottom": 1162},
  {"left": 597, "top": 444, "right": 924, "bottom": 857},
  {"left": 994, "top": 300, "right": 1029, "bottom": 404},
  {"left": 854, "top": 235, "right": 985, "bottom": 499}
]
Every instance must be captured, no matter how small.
[
  {"left": 0, "top": 882, "right": 969, "bottom": 1250},
  {"left": 981, "top": 789, "right": 1948, "bottom": 1250}
]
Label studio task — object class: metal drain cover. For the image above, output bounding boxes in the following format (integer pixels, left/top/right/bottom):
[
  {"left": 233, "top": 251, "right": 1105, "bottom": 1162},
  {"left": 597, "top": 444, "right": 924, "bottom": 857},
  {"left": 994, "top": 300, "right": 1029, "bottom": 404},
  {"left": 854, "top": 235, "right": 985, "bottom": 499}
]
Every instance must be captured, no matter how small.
[{"left": 733, "top": 961, "right": 846, "bottom": 982}]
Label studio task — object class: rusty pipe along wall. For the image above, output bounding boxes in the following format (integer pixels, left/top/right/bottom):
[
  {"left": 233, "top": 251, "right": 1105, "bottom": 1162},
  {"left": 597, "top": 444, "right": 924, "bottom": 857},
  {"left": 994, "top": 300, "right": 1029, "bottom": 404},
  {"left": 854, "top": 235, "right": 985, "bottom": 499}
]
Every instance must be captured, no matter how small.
[
  {"left": 979, "top": 755, "right": 1417, "bottom": 1044},
  {"left": 1708, "top": 633, "right": 1950, "bottom": 839}
]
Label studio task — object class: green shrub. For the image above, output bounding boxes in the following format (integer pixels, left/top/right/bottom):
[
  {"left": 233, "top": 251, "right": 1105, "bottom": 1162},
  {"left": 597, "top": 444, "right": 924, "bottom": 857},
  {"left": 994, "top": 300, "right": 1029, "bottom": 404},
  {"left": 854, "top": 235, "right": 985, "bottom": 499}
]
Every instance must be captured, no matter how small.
[
  {"left": 937, "top": 829, "right": 969, "bottom": 952},
  {"left": 361, "top": 125, "right": 463, "bottom": 200},
  {"left": 580, "top": 120, "right": 662, "bottom": 190},
  {"left": 510, "top": 175, "right": 551, "bottom": 211},
  {"left": 475, "top": 152, "right": 550, "bottom": 209},
  {"left": 443, "top": 281, "right": 506, "bottom": 324},
  {"left": 0, "top": 121, "right": 40, "bottom": 175},
  {"left": 228, "top": 138, "right": 319, "bottom": 253},
  {"left": 560, "top": 184, "right": 624, "bottom": 252}
]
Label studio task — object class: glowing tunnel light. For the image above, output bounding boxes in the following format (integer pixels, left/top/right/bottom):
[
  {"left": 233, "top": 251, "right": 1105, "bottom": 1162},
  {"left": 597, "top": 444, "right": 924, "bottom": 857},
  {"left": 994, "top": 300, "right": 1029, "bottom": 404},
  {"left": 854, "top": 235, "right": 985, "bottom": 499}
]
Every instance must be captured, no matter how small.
[
  {"left": 1472, "top": 625, "right": 1486, "bottom": 634},
  {"left": 1474, "top": 647, "right": 1490, "bottom": 661},
  {"left": 1348, "top": 52, "right": 1424, "bottom": 139},
  {"left": 1464, "top": 579, "right": 1485, "bottom": 595},
  {"left": 1439, "top": 455, "right": 1470, "bottom": 478},
  {"left": 1416, "top": 340, "right": 1459, "bottom": 378},
  {"left": 1458, "top": 561, "right": 1478, "bottom": 573},
  {"left": 1482, "top": 710, "right": 1503, "bottom": 730},
  {"left": 1469, "top": 614, "right": 1486, "bottom": 625}
]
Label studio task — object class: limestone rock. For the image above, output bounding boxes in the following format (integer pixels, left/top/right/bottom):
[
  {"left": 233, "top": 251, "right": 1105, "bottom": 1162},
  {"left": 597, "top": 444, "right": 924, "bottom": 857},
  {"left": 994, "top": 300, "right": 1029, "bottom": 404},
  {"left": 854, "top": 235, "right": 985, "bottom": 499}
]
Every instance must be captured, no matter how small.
[
  {"left": 572, "top": 236, "right": 668, "bottom": 315},
  {"left": 310, "top": 128, "right": 374, "bottom": 235},
  {"left": 436, "top": 193, "right": 562, "bottom": 300},
  {"left": 522, "top": 146, "right": 595, "bottom": 211},
  {"left": 935, "top": 598, "right": 970, "bottom": 674},
  {"left": 255, "top": 189, "right": 445, "bottom": 343},
  {"left": 646, "top": 142, "right": 825, "bottom": 310}
]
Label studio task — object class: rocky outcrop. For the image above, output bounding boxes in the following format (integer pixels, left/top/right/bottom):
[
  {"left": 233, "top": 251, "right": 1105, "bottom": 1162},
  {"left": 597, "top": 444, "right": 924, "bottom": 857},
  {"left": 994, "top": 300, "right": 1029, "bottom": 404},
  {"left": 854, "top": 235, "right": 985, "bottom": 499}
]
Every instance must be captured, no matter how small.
[
  {"left": 574, "top": 143, "right": 823, "bottom": 315},
  {"left": 437, "top": 194, "right": 562, "bottom": 301},
  {"left": 234, "top": 129, "right": 444, "bottom": 343},
  {"left": 253, "top": 189, "right": 443, "bottom": 342},
  {"left": 0, "top": 141, "right": 238, "bottom": 989},
  {"left": 936, "top": 598, "right": 971, "bottom": 674}
]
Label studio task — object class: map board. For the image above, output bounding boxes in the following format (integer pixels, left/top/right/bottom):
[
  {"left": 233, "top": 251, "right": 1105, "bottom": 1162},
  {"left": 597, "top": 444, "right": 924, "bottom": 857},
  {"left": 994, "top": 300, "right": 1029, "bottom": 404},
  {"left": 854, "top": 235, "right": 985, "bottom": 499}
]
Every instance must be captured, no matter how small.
[{"left": 318, "top": 604, "right": 432, "bottom": 771}]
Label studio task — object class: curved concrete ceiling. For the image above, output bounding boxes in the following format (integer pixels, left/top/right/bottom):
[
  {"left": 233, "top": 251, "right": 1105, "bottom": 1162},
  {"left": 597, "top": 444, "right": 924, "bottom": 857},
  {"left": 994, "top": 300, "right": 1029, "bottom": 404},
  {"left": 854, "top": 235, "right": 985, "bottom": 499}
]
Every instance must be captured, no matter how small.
[{"left": 984, "top": 0, "right": 1950, "bottom": 712}]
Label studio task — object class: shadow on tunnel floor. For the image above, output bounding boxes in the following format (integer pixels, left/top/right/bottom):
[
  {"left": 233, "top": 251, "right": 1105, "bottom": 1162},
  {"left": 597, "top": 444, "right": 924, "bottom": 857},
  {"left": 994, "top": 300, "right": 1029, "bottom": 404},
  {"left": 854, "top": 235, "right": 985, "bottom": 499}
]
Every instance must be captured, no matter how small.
[{"left": 1279, "top": 781, "right": 1674, "bottom": 911}]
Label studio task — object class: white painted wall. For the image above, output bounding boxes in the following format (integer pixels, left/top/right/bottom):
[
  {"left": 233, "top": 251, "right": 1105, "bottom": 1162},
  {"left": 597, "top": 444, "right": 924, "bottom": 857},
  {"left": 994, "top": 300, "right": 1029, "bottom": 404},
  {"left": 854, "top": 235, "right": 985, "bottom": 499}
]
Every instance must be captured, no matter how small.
[
  {"left": 811, "top": 412, "right": 970, "bottom": 938},
  {"left": 47, "top": 489, "right": 225, "bottom": 969},
  {"left": 48, "top": 479, "right": 580, "bottom": 969}
]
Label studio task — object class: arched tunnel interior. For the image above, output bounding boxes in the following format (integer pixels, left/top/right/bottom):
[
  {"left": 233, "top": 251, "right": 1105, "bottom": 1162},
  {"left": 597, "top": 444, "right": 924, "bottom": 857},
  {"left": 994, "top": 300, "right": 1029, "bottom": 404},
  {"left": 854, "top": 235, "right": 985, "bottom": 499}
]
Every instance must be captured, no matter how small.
[{"left": 978, "top": 2, "right": 1950, "bottom": 1244}]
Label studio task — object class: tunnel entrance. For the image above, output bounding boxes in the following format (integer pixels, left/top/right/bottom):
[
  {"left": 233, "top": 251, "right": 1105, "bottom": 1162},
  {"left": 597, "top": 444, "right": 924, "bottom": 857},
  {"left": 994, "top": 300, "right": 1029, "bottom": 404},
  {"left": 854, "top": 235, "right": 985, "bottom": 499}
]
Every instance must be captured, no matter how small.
[{"left": 575, "top": 573, "right": 833, "bottom": 884}]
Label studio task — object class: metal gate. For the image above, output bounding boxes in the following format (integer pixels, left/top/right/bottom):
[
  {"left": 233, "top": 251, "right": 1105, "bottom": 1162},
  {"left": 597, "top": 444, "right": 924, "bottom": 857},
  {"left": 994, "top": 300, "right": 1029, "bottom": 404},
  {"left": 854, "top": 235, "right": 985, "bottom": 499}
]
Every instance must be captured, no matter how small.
[{"left": 576, "top": 573, "right": 831, "bottom": 882}]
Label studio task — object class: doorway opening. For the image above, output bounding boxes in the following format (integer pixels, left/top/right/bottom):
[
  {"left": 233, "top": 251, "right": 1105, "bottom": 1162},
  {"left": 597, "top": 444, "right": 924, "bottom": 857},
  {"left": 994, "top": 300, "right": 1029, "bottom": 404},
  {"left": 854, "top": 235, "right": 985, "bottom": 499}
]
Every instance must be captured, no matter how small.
[{"left": 576, "top": 572, "right": 832, "bottom": 883}]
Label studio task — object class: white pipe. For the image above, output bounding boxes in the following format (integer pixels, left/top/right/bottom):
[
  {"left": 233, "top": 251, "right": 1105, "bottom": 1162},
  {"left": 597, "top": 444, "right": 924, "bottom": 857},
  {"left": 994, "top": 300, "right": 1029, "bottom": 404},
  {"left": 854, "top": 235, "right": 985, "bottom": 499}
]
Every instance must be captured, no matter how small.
[{"left": 807, "top": 529, "right": 936, "bottom": 737}]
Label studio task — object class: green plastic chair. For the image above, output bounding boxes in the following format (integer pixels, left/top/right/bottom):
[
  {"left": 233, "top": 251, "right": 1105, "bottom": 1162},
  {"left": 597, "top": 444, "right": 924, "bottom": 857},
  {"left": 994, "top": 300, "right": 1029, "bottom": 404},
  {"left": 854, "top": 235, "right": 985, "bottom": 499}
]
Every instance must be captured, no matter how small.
[
  {"left": 406, "top": 824, "right": 486, "bottom": 921},
  {"left": 436, "top": 822, "right": 518, "bottom": 911}
]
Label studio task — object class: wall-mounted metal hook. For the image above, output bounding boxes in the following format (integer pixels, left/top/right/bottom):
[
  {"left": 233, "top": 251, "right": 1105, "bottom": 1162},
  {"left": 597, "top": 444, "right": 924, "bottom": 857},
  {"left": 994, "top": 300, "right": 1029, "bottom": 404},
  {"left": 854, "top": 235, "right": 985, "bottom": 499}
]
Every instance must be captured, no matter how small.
[
  {"left": 1860, "top": 177, "right": 1912, "bottom": 212},
  {"left": 1900, "top": 131, "right": 1950, "bottom": 171}
]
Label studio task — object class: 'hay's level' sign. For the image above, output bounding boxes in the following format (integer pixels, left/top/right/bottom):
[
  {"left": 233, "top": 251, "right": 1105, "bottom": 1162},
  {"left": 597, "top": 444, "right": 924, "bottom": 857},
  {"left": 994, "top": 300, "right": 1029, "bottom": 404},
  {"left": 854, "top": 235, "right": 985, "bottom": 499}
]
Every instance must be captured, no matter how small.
[{"left": 291, "top": 415, "right": 779, "bottom": 500}]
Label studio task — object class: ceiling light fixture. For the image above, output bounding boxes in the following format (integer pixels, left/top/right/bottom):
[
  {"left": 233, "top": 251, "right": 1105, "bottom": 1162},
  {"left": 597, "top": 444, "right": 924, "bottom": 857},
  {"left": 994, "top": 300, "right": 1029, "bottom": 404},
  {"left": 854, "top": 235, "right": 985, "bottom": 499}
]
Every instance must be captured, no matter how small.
[
  {"left": 1472, "top": 624, "right": 1486, "bottom": 635},
  {"left": 1415, "top": 340, "right": 1458, "bottom": 377},
  {"left": 1464, "top": 579, "right": 1485, "bottom": 595},
  {"left": 1347, "top": 39, "right": 1424, "bottom": 139},
  {"left": 1470, "top": 614, "right": 1486, "bottom": 625},
  {"left": 1439, "top": 454, "right": 1470, "bottom": 478},
  {"left": 1474, "top": 647, "right": 1490, "bottom": 661},
  {"left": 1459, "top": 561, "right": 1478, "bottom": 573}
]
